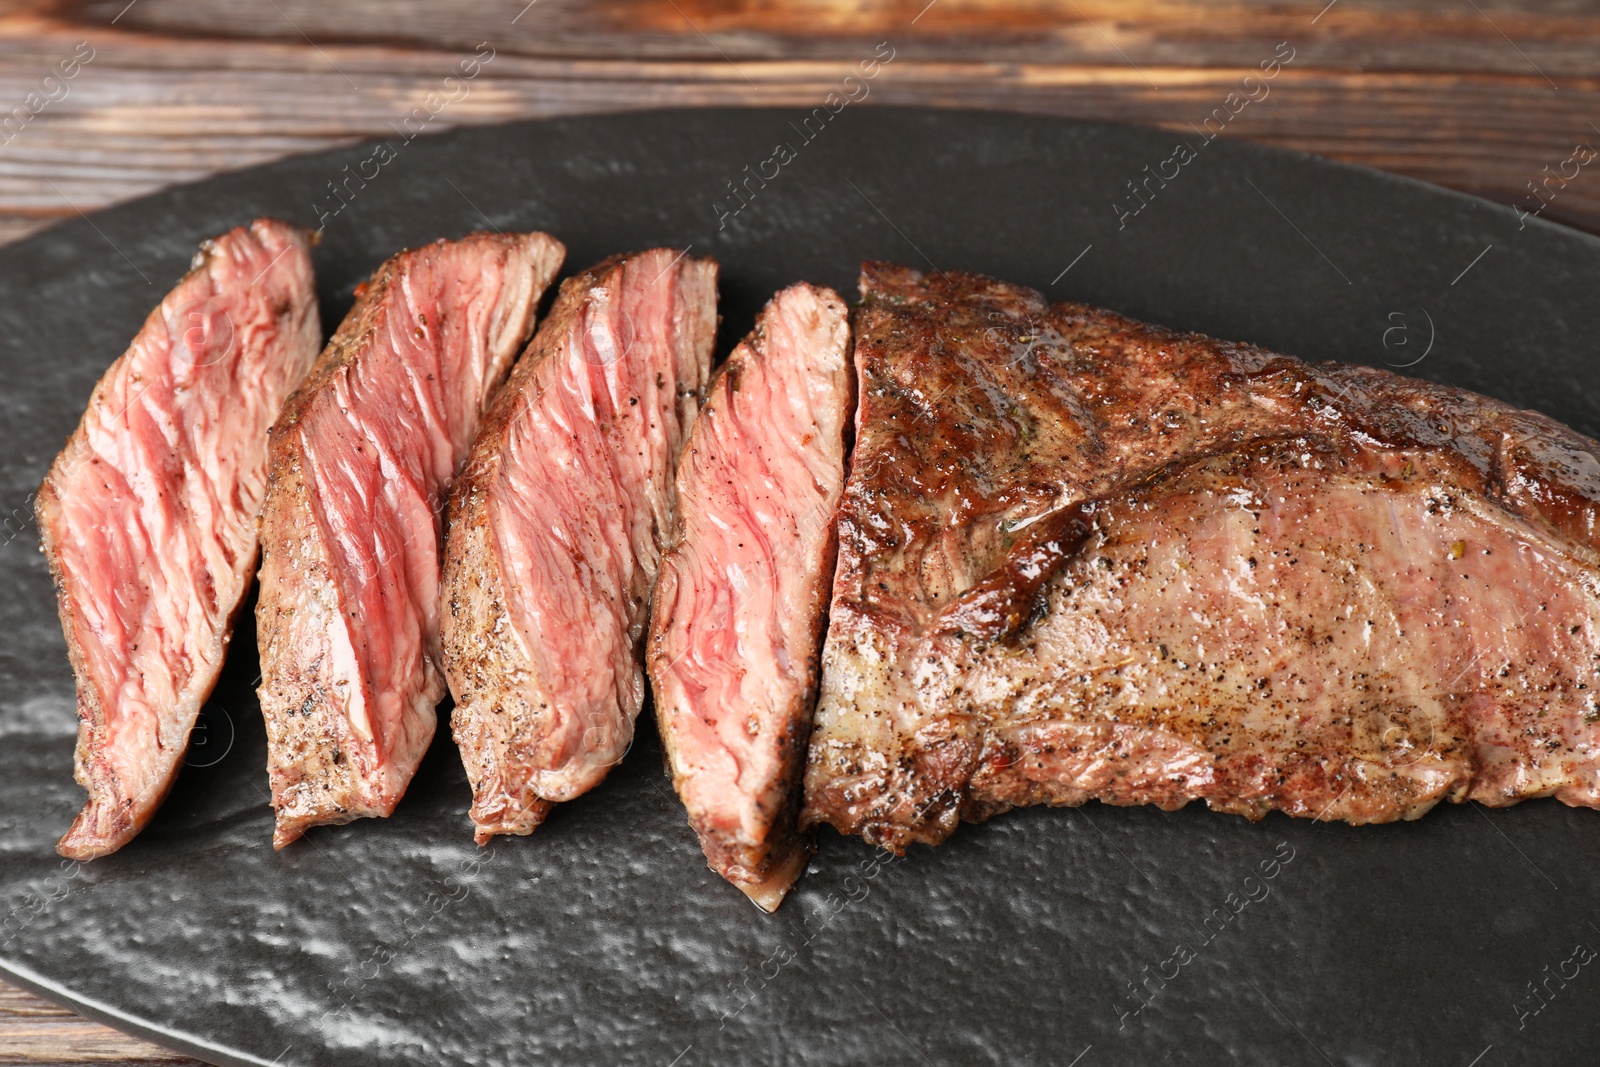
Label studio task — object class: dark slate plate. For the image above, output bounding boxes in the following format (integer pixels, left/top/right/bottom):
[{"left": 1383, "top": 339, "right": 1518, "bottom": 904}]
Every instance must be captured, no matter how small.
[{"left": 2, "top": 107, "right": 1598, "bottom": 1067}]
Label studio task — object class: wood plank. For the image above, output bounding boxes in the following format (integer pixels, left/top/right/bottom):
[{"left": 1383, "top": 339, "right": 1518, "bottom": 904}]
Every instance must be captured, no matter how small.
[
  {"left": 0, "top": 982, "right": 200, "bottom": 1065},
  {"left": 0, "top": 18, "right": 1595, "bottom": 239},
  {"left": 56, "top": 0, "right": 1600, "bottom": 77}
]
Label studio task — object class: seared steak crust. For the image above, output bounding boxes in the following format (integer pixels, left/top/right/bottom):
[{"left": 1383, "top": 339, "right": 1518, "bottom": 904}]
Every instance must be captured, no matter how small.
[
  {"left": 257, "top": 232, "right": 563, "bottom": 847},
  {"left": 647, "top": 283, "right": 851, "bottom": 910},
  {"left": 441, "top": 250, "right": 718, "bottom": 843},
  {"left": 802, "top": 262, "right": 1600, "bottom": 852},
  {"left": 40, "top": 219, "right": 320, "bottom": 859}
]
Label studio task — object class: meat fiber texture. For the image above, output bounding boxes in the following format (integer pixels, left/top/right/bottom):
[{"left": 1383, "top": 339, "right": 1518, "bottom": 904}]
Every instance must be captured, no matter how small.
[
  {"left": 803, "top": 262, "right": 1600, "bottom": 853},
  {"left": 441, "top": 249, "right": 717, "bottom": 843},
  {"left": 648, "top": 283, "right": 852, "bottom": 911},
  {"left": 39, "top": 218, "right": 321, "bottom": 860},
  {"left": 256, "top": 232, "right": 563, "bottom": 848}
]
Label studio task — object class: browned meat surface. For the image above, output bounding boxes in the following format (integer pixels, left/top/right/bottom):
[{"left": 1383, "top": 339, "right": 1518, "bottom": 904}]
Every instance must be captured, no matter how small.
[
  {"left": 441, "top": 250, "right": 717, "bottom": 843},
  {"left": 256, "top": 232, "right": 563, "bottom": 848},
  {"left": 648, "top": 283, "right": 852, "bottom": 910},
  {"left": 39, "top": 219, "right": 320, "bottom": 860},
  {"left": 803, "top": 262, "right": 1600, "bottom": 852}
]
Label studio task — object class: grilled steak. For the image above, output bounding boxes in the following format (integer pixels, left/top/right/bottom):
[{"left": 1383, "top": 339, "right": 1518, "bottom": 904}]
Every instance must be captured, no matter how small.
[
  {"left": 256, "top": 232, "right": 563, "bottom": 847},
  {"left": 648, "top": 283, "right": 851, "bottom": 910},
  {"left": 441, "top": 250, "right": 717, "bottom": 843},
  {"left": 803, "top": 262, "right": 1600, "bottom": 852},
  {"left": 40, "top": 219, "right": 320, "bottom": 860}
]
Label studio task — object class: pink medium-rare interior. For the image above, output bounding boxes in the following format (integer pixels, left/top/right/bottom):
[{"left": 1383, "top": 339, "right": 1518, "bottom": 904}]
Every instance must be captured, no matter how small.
[
  {"left": 486, "top": 251, "right": 717, "bottom": 803},
  {"left": 275, "top": 234, "right": 557, "bottom": 824},
  {"left": 45, "top": 219, "right": 319, "bottom": 858},
  {"left": 653, "top": 284, "right": 852, "bottom": 850}
]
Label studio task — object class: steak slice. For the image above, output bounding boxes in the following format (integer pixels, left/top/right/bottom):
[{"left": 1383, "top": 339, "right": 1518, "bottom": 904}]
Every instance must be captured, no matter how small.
[
  {"left": 803, "top": 262, "right": 1600, "bottom": 852},
  {"left": 647, "top": 283, "right": 852, "bottom": 910},
  {"left": 40, "top": 219, "right": 320, "bottom": 860},
  {"left": 441, "top": 250, "right": 717, "bottom": 843},
  {"left": 257, "top": 232, "right": 563, "bottom": 848}
]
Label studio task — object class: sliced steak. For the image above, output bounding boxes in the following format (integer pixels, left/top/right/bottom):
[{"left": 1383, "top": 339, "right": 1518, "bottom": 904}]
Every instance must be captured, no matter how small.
[
  {"left": 441, "top": 250, "right": 717, "bottom": 843},
  {"left": 803, "top": 262, "right": 1600, "bottom": 852},
  {"left": 40, "top": 219, "right": 320, "bottom": 860},
  {"left": 257, "top": 232, "right": 563, "bottom": 847},
  {"left": 648, "top": 283, "right": 852, "bottom": 910}
]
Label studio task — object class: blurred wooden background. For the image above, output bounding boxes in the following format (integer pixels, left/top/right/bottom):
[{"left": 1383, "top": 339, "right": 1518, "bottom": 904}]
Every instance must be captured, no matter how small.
[
  {"left": 2, "top": 0, "right": 1599, "bottom": 250},
  {"left": 1, "top": 0, "right": 1596, "bottom": 1062}
]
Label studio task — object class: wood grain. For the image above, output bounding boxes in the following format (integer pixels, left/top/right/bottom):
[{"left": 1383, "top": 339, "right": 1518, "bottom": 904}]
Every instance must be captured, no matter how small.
[
  {"left": 0, "top": 0, "right": 1594, "bottom": 244},
  {"left": 0, "top": 983, "right": 196, "bottom": 1065},
  {"left": 1, "top": 0, "right": 1595, "bottom": 1063}
]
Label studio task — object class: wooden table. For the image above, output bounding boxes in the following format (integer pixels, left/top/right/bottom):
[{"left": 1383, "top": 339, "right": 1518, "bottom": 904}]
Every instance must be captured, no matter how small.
[{"left": 1, "top": 0, "right": 1595, "bottom": 1062}]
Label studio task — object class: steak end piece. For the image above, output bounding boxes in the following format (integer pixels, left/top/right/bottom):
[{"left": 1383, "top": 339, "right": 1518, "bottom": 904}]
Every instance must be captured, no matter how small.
[
  {"left": 648, "top": 282, "right": 852, "bottom": 910},
  {"left": 803, "top": 262, "right": 1600, "bottom": 852},
  {"left": 256, "top": 231, "right": 564, "bottom": 848},
  {"left": 441, "top": 249, "right": 718, "bottom": 844},
  {"left": 40, "top": 218, "right": 321, "bottom": 860}
]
